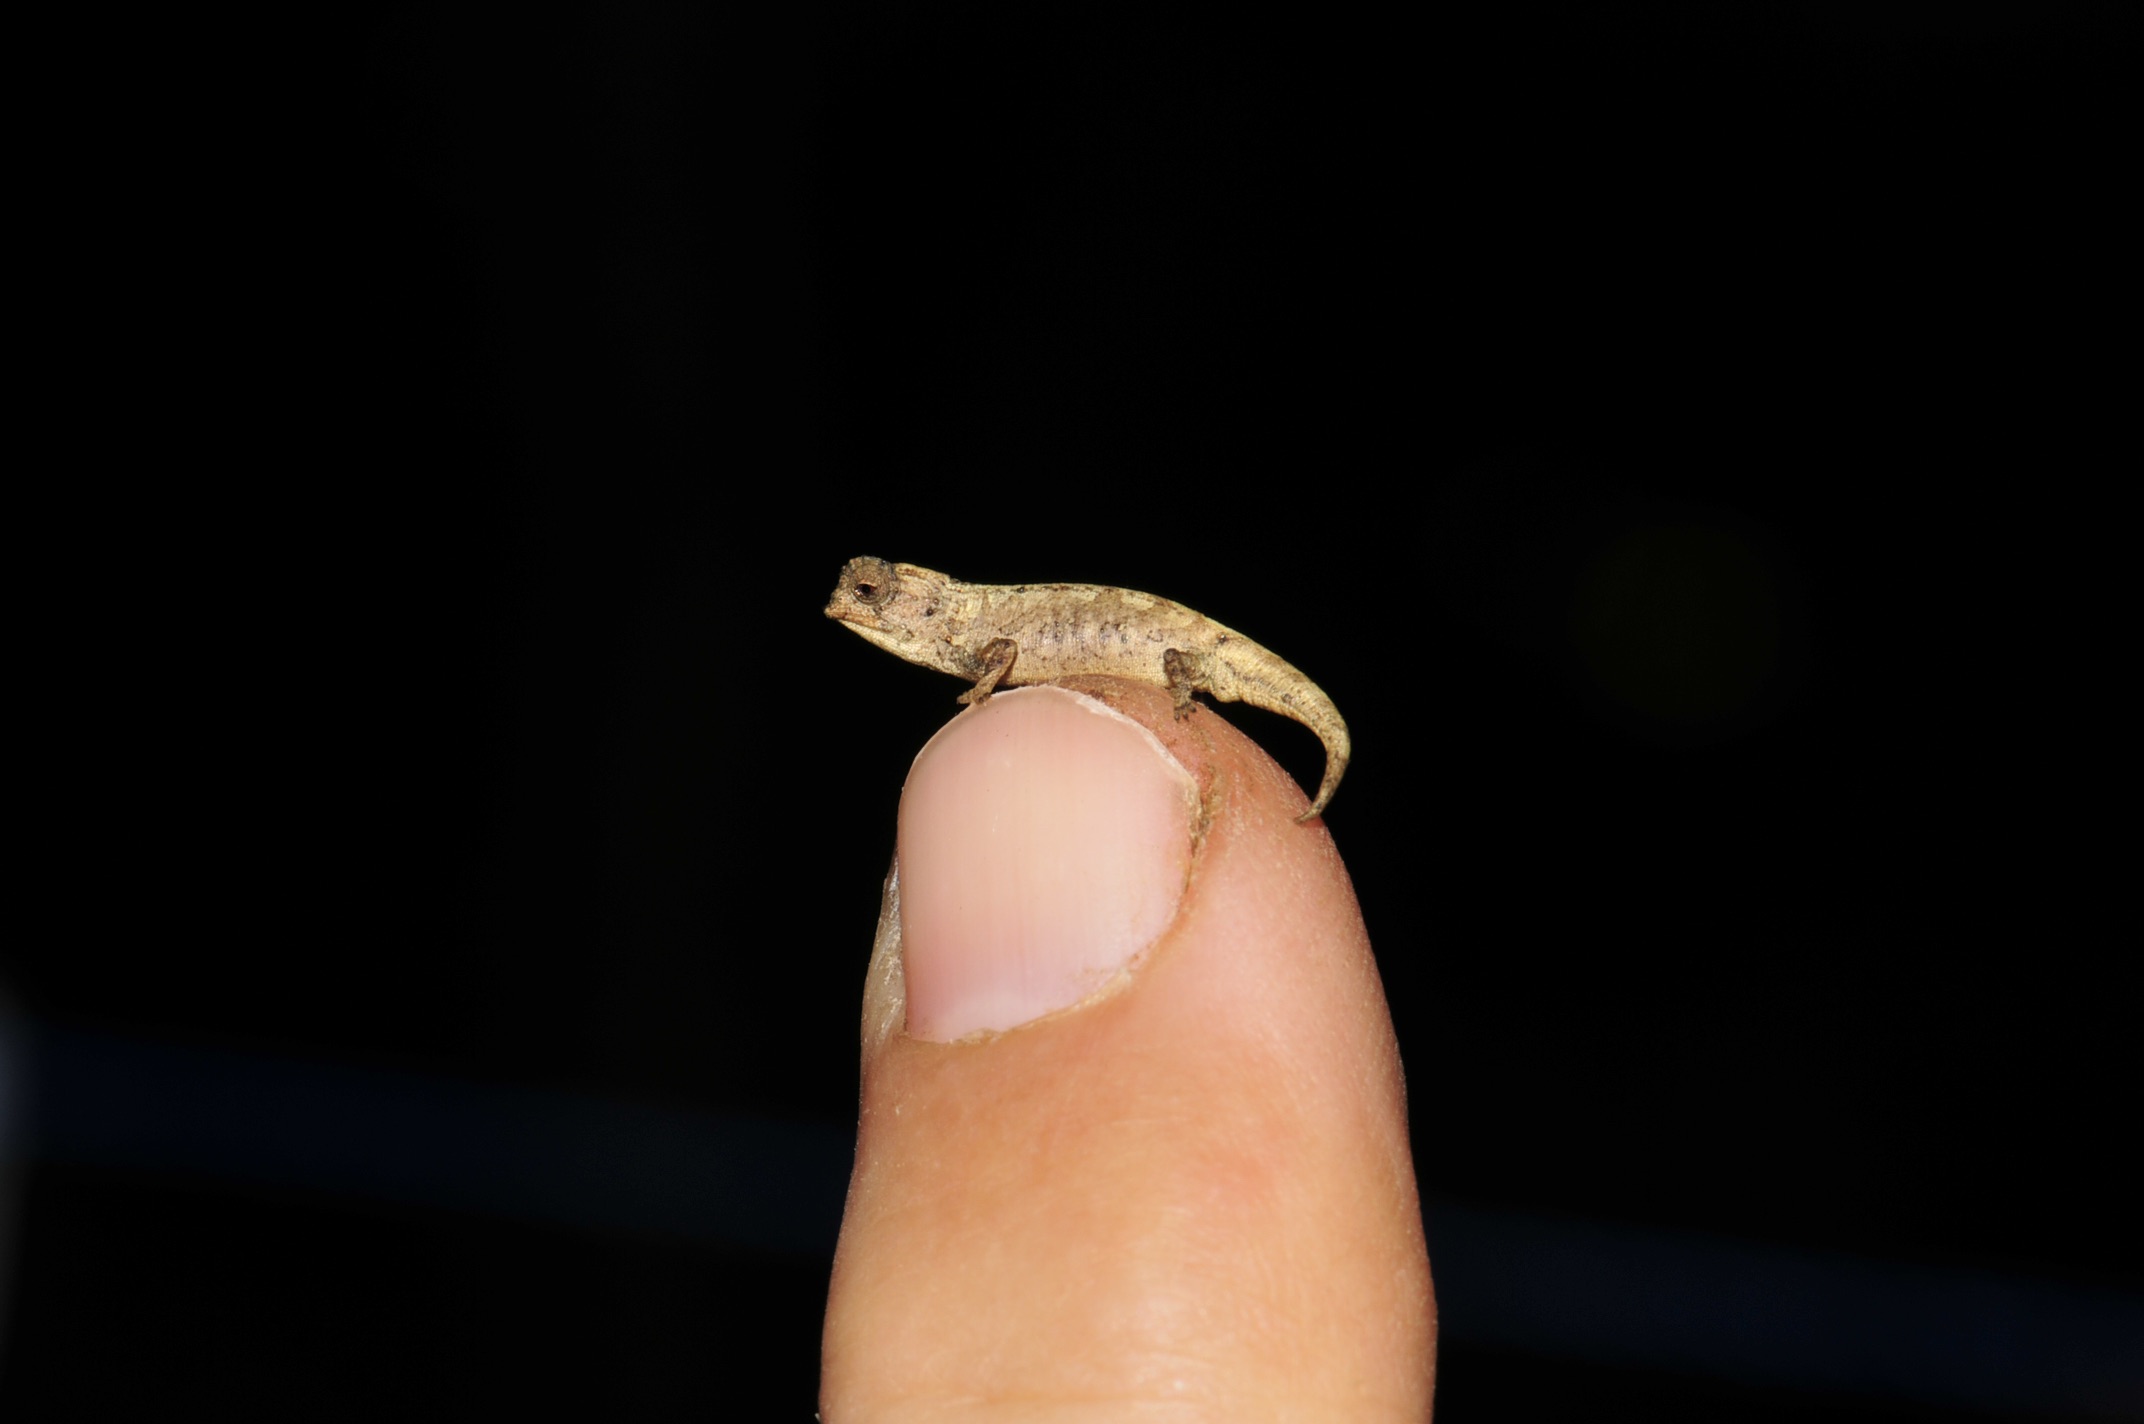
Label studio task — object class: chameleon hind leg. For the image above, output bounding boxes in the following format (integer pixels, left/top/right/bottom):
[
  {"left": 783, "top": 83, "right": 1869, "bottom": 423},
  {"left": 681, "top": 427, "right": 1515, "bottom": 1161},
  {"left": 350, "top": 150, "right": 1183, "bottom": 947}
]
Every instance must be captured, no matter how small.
[{"left": 1161, "top": 647, "right": 1210, "bottom": 721}]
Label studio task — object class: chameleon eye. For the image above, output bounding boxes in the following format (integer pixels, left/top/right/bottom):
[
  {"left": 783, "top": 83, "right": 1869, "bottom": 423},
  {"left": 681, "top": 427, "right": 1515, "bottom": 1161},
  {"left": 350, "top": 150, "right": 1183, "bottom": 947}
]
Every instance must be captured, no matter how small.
[{"left": 846, "top": 557, "right": 897, "bottom": 608}]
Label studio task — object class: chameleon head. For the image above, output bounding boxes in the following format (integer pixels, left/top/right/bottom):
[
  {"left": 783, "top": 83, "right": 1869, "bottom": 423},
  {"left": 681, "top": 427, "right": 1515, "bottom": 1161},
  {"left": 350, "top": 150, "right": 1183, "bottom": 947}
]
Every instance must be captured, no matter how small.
[{"left": 824, "top": 556, "right": 956, "bottom": 654}]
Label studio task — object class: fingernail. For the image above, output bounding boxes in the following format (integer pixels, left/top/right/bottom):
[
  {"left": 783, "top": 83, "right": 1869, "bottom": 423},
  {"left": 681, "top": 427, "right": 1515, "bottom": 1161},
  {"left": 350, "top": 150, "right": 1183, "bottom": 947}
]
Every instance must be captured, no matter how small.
[{"left": 897, "top": 686, "right": 1196, "bottom": 1042}]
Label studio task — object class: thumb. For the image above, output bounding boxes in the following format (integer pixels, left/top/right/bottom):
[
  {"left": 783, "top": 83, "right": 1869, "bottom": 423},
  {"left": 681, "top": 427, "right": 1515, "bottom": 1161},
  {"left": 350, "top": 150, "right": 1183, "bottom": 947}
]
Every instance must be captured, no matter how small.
[{"left": 820, "top": 680, "right": 1434, "bottom": 1421}]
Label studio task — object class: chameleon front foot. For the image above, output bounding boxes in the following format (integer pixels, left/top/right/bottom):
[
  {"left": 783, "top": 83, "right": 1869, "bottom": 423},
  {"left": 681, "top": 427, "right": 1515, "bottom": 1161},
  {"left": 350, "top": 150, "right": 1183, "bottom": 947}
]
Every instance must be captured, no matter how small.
[{"left": 956, "top": 637, "right": 1020, "bottom": 706}]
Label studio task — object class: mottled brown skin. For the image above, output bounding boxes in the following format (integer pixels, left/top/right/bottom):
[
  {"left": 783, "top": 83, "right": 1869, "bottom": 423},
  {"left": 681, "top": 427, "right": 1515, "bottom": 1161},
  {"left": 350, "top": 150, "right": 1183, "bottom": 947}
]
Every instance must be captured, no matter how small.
[{"left": 824, "top": 556, "right": 1350, "bottom": 822}]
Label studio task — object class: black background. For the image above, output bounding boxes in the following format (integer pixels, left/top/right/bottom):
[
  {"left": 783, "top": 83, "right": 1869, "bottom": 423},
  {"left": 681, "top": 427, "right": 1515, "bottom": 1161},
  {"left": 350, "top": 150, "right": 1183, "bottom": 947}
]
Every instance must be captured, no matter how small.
[{"left": 5, "top": 3, "right": 2134, "bottom": 1418}]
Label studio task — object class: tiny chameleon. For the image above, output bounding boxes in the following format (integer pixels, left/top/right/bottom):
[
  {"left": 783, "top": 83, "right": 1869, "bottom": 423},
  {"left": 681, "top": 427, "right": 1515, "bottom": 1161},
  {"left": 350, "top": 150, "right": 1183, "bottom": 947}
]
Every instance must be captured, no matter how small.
[{"left": 824, "top": 556, "right": 1350, "bottom": 823}]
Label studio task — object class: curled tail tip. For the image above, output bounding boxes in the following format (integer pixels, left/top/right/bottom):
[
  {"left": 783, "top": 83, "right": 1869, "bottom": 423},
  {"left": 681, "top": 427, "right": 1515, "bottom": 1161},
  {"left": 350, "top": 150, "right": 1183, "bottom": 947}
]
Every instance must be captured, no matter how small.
[{"left": 1296, "top": 766, "right": 1345, "bottom": 825}]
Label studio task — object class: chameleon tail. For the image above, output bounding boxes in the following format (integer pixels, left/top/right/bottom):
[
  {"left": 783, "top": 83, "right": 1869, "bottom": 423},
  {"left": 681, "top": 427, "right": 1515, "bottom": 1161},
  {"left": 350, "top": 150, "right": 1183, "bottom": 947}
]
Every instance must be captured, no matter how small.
[{"left": 1214, "top": 645, "right": 1351, "bottom": 823}]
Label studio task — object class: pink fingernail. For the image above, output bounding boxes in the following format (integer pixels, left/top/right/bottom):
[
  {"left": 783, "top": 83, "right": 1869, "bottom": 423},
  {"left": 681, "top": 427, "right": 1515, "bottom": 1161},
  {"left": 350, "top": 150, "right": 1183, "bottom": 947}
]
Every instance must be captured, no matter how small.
[{"left": 897, "top": 687, "right": 1195, "bottom": 1042}]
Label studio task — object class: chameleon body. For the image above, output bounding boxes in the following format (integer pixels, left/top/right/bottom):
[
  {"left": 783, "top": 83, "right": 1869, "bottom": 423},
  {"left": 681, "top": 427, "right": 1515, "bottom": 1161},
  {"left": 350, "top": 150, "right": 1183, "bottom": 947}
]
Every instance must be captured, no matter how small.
[{"left": 824, "top": 556, "right": 1349, "bottom": 823}]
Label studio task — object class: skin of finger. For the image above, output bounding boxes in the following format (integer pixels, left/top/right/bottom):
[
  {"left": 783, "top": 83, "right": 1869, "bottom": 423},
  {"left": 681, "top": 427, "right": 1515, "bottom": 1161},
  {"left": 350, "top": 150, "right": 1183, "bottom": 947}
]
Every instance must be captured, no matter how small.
[{"left": 820, "top": 678, "right": 1434, "bottom": 1422}]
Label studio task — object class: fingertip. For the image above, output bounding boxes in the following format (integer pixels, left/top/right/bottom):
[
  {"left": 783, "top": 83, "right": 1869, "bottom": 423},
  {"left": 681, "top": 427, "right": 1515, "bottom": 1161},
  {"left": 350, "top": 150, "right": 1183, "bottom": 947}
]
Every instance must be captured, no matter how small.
[{"left": 827, "top": 677, "right": 1431, "bottom": 1418}]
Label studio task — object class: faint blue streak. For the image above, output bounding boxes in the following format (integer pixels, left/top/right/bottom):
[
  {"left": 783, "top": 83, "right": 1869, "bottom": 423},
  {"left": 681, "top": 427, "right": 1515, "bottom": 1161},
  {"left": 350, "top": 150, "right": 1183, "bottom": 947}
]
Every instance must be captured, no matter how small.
[
  {"left": 21, "top": 1024, "right": 2143, "bottom": 1417},
  {"left": 1425, "top": 1201, "right": 2143, "bottom": 1416},
  {"left": 27, "top": 1025, "right": 850, "bottom": 1256}
]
